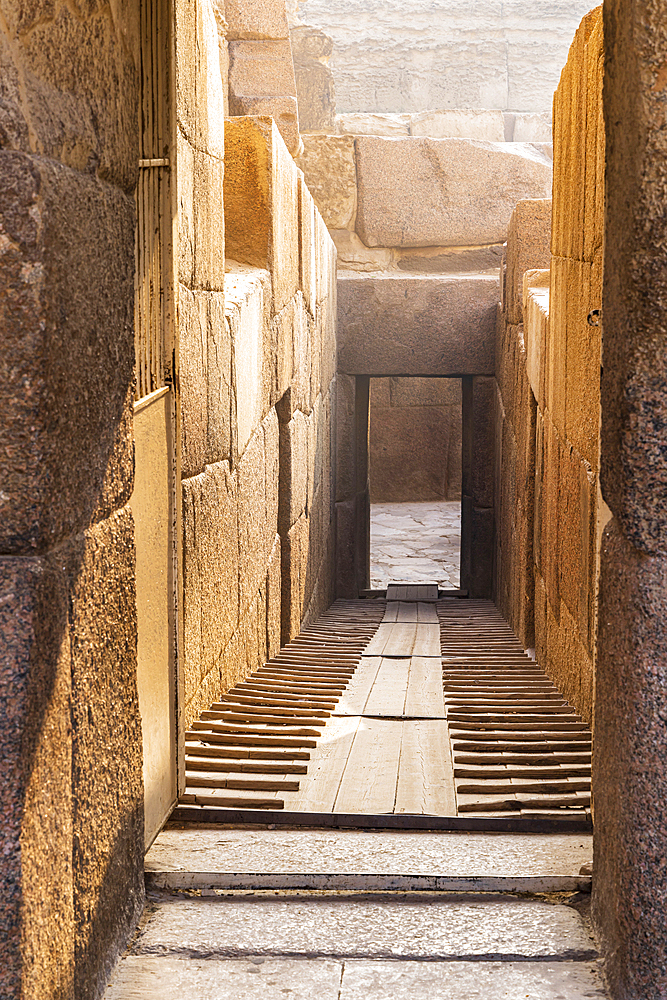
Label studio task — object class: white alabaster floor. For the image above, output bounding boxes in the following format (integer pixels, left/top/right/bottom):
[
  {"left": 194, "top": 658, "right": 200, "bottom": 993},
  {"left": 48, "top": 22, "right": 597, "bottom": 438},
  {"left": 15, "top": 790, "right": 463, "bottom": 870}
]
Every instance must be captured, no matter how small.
[{"left": 370, "top": 500, "right": 461, "bottom": 590}]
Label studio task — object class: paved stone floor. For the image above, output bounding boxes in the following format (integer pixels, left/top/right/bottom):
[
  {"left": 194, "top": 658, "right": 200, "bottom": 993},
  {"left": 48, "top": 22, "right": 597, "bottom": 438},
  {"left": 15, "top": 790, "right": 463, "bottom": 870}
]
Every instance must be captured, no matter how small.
[
  {"left": 370, "top": 500, "right": 461, "bottom": 589},
  {"left": 106, "top": 829, "right": 608, "bottom": 999}
]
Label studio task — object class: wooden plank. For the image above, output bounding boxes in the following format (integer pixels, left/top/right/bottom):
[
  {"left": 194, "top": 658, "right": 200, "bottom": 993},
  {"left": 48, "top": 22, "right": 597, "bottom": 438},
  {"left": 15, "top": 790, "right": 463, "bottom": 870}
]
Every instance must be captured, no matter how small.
[
  {"left": 395, "top": 720, "right": 456, "bottom": 816},
  {"left": 365, "top": 623, "right": 440, "bottom": 657},
  {"left": 363, "top": 657, "right": 410, "bottom": 716},
  {"left": 334, "top": 656, "right": 382, "bottom": 714},
  {"left": 405, "top": 656, "right": 445, "bottom": 716},
  {"left": 334, "top": 718, "right": 403, "bottom": 813},
  {"left": 285, "top": 716, "right": 361, "bottom": 813}
]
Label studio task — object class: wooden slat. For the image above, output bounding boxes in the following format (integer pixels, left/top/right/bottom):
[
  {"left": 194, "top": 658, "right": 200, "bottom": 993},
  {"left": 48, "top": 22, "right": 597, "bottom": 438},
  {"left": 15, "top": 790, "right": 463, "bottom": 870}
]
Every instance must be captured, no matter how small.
[
  {"left": 363, "top": 657, "right": 410, "bottom": 716},
  {"left": 394, "top": 720, "right": 456, "bottom": 816},
  {"left": 286, "top": 716, "right": 361, "bottom": 812},
  {"left": 334, "top": 718, "right": 403, "bottom": 814},
  {"left": 404, "top": 656, "right": 445, "bottom": 717}
]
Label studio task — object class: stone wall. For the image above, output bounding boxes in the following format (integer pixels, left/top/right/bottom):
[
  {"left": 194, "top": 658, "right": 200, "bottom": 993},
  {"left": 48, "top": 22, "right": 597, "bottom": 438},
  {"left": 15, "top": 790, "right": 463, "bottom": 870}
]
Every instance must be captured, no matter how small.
[
  {"left": 0, "top": 5, "right": 144, "bottom": 1000},
  {"left": 493, "top": 8, "right": 604, "bottom": 724},
  {"left": 298, "top": 130, "right": 551, "bottom": 520},
  {"left": 296, "top": 0, "right": 597, "bottom": 114},
  {"left": 369, "top": 378, "right": 462, "bottom": 503},
  {"left": 593, "top": 0, "right": 667, "bottom": 995},
  {"left": 181, "top": 114, "right": 337, "bottom": 729}
]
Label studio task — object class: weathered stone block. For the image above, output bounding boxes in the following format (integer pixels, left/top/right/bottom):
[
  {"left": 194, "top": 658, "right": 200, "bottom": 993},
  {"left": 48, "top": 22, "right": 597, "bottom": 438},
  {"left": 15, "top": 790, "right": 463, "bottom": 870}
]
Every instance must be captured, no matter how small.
[
  {"left": 331, "top": 229, "right": 393, "bottom": 272},
  {"left": 544, "top": 255, "right": 568, "bottom": 438},
  {"left": 355, "top": 137, "right": 552, "bottom": 248},
  {"left": 505, "top": 198, "right": 552, "bottom": 325},
  {"left": 225, "top": 266, "right": 269, "bottom": 456},
  {"left": 225, "top": 0, "right": 290, "bottom": 40},
  {"left": 390, "top": 376, "right": 462, "bottom": 408},
  {"left": 290, "top": 293, "right": 312, "bottom": 413},
  {"left": 279, "top": 409, "right": 309, "bottom": 533},
  {"left": 175, "top": 0, "right": 226, "bottom": 159},
  {"left": 410, "top": 109, "right": 505, "bottom": 141},
  {"left": 281, "top": 512, "right": 310, "bottom": 641},
  {"left": 0, "top": 152, "right": 135, "bottom": 554},
  {"left": 291, "top": 25, "right": 336, "bottom": 132},
  {"left": 224, "top": 117, "right": 299, "bottom": 312},
  {"left": 510, "top": 111, "right": 553, "bottom": 142},
  {"left": 297, "top": 134, "right": 357, "bottom": 230},
  {"left": 369, "top": 404, "right": 453, "bottom": 502},
  {"left": 228, "top": 40, "right": 301, "bottom": 154},
  {"left": 562, "top": 258, "right": 602, "bottom": 468},
  {"left": 237, "top": 421, "right": 271, "bottom": 612},
  {"left": 395, "top": 244, "right": 504, "bottom": 274},
  {"left": 337, "top": 113, "right": 411, "bottom": 136},
  {"left": 176, "top": 135, "right": 226, "bottom": 291},
  {"left": 557, "top": 440, "right": 595, "bottom": 650},
  {"left": 337, "top": 273, "right": 499, "bottom": 376},
  {"left": 523, "top": 270, "right": 550, "bottom": 405},
  {"left": 298, "top": 174, "right": 317, "bottom": 313}
]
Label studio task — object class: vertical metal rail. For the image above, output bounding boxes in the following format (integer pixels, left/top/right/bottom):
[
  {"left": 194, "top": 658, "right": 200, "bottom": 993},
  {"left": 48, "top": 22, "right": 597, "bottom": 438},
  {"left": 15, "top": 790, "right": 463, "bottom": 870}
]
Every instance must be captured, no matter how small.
[{"left": 135, "top": 0, "right": 173, "bottom": 398}]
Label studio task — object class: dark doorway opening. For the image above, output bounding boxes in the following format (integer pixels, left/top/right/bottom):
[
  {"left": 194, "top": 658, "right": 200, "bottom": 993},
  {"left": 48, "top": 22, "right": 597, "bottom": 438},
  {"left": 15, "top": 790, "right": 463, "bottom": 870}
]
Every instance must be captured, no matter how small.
[{"left": 368, "top": 377, "right": 462, "bottom": 591}]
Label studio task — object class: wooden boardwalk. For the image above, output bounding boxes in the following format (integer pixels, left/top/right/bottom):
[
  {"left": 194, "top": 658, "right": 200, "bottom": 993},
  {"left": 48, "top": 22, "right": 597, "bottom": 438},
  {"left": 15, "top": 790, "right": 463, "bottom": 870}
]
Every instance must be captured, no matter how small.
[{"left": 175, "top": 592, "right": 591, "bottom": 828}]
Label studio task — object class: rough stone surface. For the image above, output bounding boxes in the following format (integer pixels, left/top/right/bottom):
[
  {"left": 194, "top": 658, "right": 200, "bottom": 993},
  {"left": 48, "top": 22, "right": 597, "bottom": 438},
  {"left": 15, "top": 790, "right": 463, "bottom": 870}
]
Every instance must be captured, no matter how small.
[
  {"left": 331, "top": 230, "right": 392, "bottom": 272},
  {"left": 370, "top": 501, "right": 461, "bottom": 588},
  {"left": 133, "top": 893, "right": 597, "bottom": 960},
  {"left": 396, "top": 245, "right": 504, "bottom": 274},
  {"left": 225, "top": 0, "right": 290, "bottom": 40},
  {"left": 337, "top": 274, "right": 499, "bottom": 376},
  {"left": 337, "top": 112, "right": 410, "bottom": 136},
  {"left": 410, "top": 109, "right": 505, "bottom": 141},
  {"left": 228, "top": 40, "right": 300, "bottom": 154},
  {"left": 504, "top": 199, "right": 552, "bottom": 326},
  {"left": 291, "top": 24, "right": 336, "bottom": 132},
  {"left": 300, "top": 0, "right": 596, "bottom": 114},
  {"left": 510, "top": 111, "right": 553, "bottom": 142},
  {"left": 297, "top": 134, "right": 357, "bottom": 229},
  {"left": 0, "top": 153, "right": 135, "bottom": 554},
  {"left": 355, "top": 137, "right": 552, "bottom": 248}
]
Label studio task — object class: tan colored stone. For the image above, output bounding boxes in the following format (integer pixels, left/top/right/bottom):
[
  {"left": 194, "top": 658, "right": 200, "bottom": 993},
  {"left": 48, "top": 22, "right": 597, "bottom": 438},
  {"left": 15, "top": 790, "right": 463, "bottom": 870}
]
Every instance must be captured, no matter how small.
[
  {"left": 281, "top": 512, "right": 310, "bottom": 641},
  {"left": 331, "top": 229, "right": 393, "bottom": 272},
  {"left": 225, "top": 266, "right": 270, "bottom": 455},
  {"left": 175, "top": 0, "right": 226, "bottom": 158},
  {"left": 505, "top": 198, "right": 552, "bottom": 325},
  {"left": 225, "top": 0, "right": 290, "bottom": 40},
  {"left": 224, "top": 117, "right": 299, "bottom": 312},
  {"left": 291, "top": 24, "right": 336, "bottom": 132},
  {"left": 297, "top": 134, "right": 357, "bottom": 229},
  {"left": 298, "top": 174, "right": 317, "bottom": 313},
  {"left": 390, "top": 376, "right": 462, "bottom": 408},
  {"left": 410, "top": 109, "right": 505, "bottom": 141},
  {"left": 237, "top": 421, "right": 270, "bottom": 613},
  {"left": 523, "top": 270, "right": 550, "bottom": 405},
  {"left": 395, "top": 244, "right": 504, "bottom": 274},
  {"left": 228, "top": 40, "right": 301, "bottom": 154},
  {"left": 290, "top": 292, "right": 312, "bottom": 413},
  {"left": 337, "top": 273, "right": 499, "bottom": 376},
  {"left": 337, "top": 112, "right": 411, "bottom": 137},
  {"left": 279, "top": 409, "right": 309, "bottom": 532},
  {"left": 510, "top": 111, "right": 553, "bottom": 142},
  {"left": 265, "top": 532, "right": 282, "bottom": 658},
  {"left": 355, "top": 137, "right": 552, "bottom": 248}
]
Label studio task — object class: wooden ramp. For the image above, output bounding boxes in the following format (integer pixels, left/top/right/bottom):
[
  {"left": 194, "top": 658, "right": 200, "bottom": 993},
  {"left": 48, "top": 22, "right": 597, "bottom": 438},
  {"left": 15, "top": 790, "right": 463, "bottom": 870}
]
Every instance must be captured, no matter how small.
[
  {"left": 173, "top": 591, "right": 591, "bottom": 831},
  {"left": 438, "top": 600, "right": 592, "bottom": 822}
]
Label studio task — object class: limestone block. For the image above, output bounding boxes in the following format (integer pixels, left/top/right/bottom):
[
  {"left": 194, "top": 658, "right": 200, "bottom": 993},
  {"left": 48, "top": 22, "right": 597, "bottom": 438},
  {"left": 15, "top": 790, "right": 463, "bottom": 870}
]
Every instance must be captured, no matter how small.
[
  {"left": 269, "top": 296, "right": 299, "bottom": 405},
  {"left": 410, "top": 109, "right": 505, "bottom": 141},
  {"left": 224, "top": 117, "right": 299, "bottom": 312},
  {"left": 225, "top": 266, "right": 270, "bottom": 456},
  {"left": 331, "top": 229, "right": 393, "bottom": 272},
  {"left": 355, "top": 137, "right": 553, "bottom": 249},
  {"left": 337, "top": 274, "right": 499, "bottom": 376},
  {"left": 337, "top": 113, "right": 411, "bottom": 137},
  {"left": 369, "top": 404, "right": 453, "bottom": 502},
  {"left": 544, "top": 256, "right": 568, "bottom": 439},
  {"left": 523, "top": 270, "right": 550, "bottom": 406},
  {"left": 395, "top": 244, "right": 504, "bottom": 274},
  {"left": 281, "top": 512, "right": 310, "bottom": 640},
  {"left": 510, "top": 112, "right": 553, "bottom": 143},
  {"left": 237, "top": 422, "right": 271, "bottom": 612},
  {"left": 265, "top": 533, "right": 282, "bottom": 659},
  {"left": 318, "top": 295, "right": 338, "bottom": 392},
  {"left": 335, "top": 374, "right": 359, "bottom": 502},
  {"left": 505, "top": 198, "right": 552, "bottom": 325},
  {"left": 228, "top": 40, "right": 301, "bottom": 154},
  {"left": 562, "top": 258, "right": 602, "bottom": 468},
  {"left": 264, "top": 407, "right": 280, "bottom": 547},
  {"left": 290, "top": 293, "right": 312, "bottom": 413},
  {"left": 298, "top": 174, "right": 317, "bottom": 313},
  {"left": 0, "top": 152, "right": 135, "bottom": 554},
  {"left": 225, "top": 0, "right": 290, "bottom": 40},
  {"left": 291, "top": 25, "right": 336, "bottom": 132},
  {"left": 297, "top": 134, "right": 357, "bottom": 230},
  {"left": 557, "top": 440, "right": 595, "bottom": 649},
  {"left": 175, "top": 0, "right": 226, "bottom": 158},
  {"left": 200, "top": 463, "right": 241, "bottom": 676},
  {"left": 279, "top": 409, "right": 309, "bottom": 532},
  {"left": 390, "top": 376, "right": 462, "bottom": 408}
]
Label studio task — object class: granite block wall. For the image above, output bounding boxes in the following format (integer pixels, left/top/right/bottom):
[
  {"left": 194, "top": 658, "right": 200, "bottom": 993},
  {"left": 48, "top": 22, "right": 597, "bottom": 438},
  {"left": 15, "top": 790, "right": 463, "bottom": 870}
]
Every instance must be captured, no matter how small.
[
  {"left": 493, "top": 9, "right": 605, "bottom": 726},
  {"left": 0, "top": 4, "right": 144, "bottom": 998}
]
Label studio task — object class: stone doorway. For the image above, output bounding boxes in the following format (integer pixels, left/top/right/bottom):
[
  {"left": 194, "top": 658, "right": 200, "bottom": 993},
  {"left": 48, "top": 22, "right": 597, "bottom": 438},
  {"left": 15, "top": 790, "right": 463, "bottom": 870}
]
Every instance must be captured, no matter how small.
[{"left": 368, "top": 376, "right": 462, "bottom": 590}]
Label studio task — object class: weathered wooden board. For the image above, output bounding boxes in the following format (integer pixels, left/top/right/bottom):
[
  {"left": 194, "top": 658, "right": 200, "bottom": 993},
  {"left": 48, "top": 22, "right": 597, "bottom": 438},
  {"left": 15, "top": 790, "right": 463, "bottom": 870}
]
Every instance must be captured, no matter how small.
[
  {"left": 394, "top": 720, "right": 456, "bottom": 816},
  {"left": 334, "top": 718, "right": 403, "bottom": 813}
]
